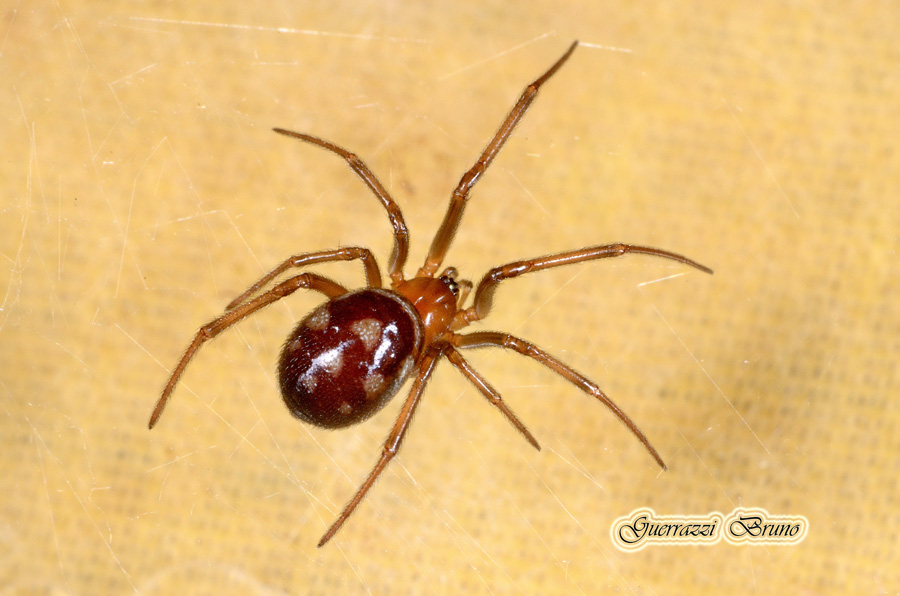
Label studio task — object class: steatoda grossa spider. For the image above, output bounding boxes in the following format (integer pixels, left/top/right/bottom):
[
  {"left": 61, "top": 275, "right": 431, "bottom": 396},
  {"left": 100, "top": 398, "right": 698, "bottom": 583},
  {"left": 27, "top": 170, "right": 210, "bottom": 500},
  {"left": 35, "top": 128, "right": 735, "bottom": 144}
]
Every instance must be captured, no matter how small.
[{"left": 149, "top": 40, "right": 712, "bottom": 547}]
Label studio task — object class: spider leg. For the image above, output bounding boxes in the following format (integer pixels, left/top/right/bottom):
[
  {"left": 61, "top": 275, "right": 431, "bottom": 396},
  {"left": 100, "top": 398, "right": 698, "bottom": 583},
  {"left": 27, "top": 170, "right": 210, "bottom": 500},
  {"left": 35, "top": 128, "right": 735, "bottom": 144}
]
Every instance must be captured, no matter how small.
[
  {"left": 273, "top": 128, "right": 410, "bottom": 285},
  {"left": 452, "top": 331, "right": 668, "bottom": 470},
  {"left": 454, "top": 243, "right": 713, "bottom": 328},
  {"left": 418, "top": 41, "right": 579, "bottom": 278},
  {"left": 444, "top": 344, "right": 540, "bottom": 450},
  {"left": 149, "top": 273, "right": 347, "bottom": 429},
  {"left": 318, "top": 345, "right": 445, "bottom": 547},
  {"left": 225, "top": 247, "right": 381, "bottom": 311}
]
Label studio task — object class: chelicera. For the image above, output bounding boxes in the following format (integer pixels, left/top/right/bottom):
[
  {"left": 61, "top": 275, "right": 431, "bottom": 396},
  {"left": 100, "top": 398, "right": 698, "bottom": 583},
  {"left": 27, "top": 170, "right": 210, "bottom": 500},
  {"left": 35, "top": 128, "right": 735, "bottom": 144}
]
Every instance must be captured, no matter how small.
[{"left": 149, "top": 41, "right": 712, "bottom": 547}]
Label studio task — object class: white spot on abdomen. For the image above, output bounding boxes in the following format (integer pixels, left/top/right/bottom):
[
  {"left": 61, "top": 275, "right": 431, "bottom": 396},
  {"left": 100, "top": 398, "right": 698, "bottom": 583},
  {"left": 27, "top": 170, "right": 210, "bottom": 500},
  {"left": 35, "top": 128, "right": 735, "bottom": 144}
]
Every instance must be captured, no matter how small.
[
  {"left": 316, "top": 347, "right": 343, "bottom": 376},
  {"left": 300, "top": 374, "right": 317, "bottom": 393},
  {"left": 306, "top": 305, "right": 330, "bottom": 330},
  {"left": 351, "top": 318, "right": 383, "bottom": 352},
  {"left": 363, "top": 372, "right": 387, "bottom": 400}
]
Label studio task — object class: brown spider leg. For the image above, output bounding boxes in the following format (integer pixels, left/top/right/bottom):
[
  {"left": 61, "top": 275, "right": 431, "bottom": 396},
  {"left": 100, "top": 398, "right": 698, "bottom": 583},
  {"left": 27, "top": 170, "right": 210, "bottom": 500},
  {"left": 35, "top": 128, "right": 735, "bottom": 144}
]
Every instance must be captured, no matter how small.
[
  {"left": 318, "top": 344, "right": 445, "bottom": 547},
  {"left": 444, "top": 344, "right": 540, "bottom": 450},
  {"left": 454, "top": 243, "right": 713, "bottom": 328},
  {"left": 225, "top": 247, "right": 381, "bottom": 311},
  {"left": 452, "top": 331, "right": 668, "bottom": 470},
  {"left": 418, "top": 41, "right": 579, "bottom": 278},
  {"left": 149, "top": 273, "right": 347, "bottom": 430},
  {"left": 273, "top": 128, "right": 410, "bottom": 285}
]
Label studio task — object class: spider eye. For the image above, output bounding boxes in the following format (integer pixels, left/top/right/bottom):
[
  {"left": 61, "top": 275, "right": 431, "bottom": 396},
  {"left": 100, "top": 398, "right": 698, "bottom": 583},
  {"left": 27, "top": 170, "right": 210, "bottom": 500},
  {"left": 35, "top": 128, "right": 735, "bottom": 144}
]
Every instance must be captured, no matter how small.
[{"left": 439, "top": 274, "right": 459, "bottom": 296}]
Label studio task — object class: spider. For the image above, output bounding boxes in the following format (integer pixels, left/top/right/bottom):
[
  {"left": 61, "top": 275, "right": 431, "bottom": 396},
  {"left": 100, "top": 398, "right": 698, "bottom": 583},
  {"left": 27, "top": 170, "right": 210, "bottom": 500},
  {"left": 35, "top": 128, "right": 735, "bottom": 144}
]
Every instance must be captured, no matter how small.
[{"left": 149, "top": 40, "right": 712, "bottom": 547}]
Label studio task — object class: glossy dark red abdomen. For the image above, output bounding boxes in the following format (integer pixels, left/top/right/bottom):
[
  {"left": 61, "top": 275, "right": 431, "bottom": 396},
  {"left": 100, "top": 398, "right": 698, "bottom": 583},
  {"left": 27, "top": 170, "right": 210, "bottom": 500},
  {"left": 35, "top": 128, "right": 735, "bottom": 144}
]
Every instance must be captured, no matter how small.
[{"left": 278, "top": 289, "right": 424, "bottom": 428}]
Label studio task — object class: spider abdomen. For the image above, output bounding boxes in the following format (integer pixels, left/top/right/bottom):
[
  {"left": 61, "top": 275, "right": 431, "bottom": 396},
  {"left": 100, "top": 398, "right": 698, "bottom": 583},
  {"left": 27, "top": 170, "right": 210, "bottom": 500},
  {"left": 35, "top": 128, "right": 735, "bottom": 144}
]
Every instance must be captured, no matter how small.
[{"left": 278, "top": 289, "right": 424, "bottom": 428}]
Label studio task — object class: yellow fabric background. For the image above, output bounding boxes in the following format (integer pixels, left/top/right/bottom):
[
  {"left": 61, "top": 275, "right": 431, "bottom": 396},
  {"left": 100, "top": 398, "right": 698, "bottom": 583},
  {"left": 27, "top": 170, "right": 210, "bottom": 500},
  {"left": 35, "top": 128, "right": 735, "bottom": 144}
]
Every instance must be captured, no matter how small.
[{"left": 2, "top": 2, "right": 897, "bottom": 594}]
